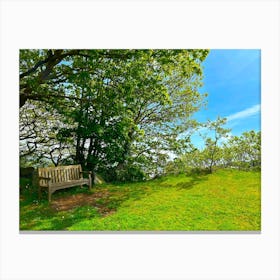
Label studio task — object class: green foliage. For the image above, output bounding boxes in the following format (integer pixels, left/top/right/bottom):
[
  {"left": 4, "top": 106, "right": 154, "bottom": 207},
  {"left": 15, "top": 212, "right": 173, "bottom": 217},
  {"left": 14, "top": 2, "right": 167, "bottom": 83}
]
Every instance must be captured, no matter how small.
[
  {"left": 101, "top": 163, "right": 146, "bottom": 182},
  {"left": 20, "top": 100, "right": 75, "bottom": 167},
  {"left": 223, "top": 130, "right": 261, "bottom": 170},
  {"left": 199, "top": 117, "right": 231, "bottom": 173},
  {"left": 168, "top": 129, "right": 261, "bottom": 175},
  {"left": 20, "top": 49, "right": 209, "bottom": 178}
]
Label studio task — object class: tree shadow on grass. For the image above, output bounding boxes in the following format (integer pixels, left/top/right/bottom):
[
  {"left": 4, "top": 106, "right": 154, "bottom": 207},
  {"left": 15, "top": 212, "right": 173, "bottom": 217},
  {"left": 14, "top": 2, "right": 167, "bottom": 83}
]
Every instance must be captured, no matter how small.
[
  {"left": 20, "top": 180, "right": 155, "bottom": 230},
  {"left": 175, "top": 174, "right": 208, "bottom": 190},
  {"left": 20, "top": 195, "right": 103, "bottom": 230}
]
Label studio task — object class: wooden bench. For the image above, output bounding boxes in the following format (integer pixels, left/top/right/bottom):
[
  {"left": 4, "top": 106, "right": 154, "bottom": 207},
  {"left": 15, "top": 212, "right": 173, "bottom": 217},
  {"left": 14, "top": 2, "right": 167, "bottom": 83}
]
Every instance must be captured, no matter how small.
[{"left": 38, "top": 164, "right": 92, "bottom": 202}]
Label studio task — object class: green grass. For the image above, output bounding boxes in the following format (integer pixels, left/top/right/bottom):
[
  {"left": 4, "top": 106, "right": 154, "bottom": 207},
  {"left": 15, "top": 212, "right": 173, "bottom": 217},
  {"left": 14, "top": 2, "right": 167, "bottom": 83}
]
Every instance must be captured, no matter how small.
[{"left": 20, "top": 169, "right": 261, "bottom": 231}]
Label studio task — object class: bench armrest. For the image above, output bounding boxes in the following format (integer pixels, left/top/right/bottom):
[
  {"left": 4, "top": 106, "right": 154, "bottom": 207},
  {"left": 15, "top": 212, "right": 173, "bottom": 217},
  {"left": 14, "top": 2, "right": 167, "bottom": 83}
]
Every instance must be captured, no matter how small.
[
  {"left": 38, "top": 176, "right": 52, "bottom": 180},
  {"left": 80, "top": 171, "right": 92, "bottom": 175}
]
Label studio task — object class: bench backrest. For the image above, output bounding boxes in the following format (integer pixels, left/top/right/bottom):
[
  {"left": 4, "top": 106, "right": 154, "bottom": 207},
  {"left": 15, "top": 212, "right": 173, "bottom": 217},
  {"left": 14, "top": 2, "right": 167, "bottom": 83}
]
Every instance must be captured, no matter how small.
[{"left": 38, "top": 164, "right": 82, "bottom": 187}]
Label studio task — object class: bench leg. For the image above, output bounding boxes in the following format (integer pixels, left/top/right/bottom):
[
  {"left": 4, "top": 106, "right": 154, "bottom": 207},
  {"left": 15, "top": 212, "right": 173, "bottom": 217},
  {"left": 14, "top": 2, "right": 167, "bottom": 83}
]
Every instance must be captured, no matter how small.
[
  {"left": 48, "top": 188, "right": 52, "bottom": 202},
  {"left": 89, "top": 176, "right": 92, "bottom": 191},
  {"left": 38, "top": 186, "right": 42, "bottom": 201}
]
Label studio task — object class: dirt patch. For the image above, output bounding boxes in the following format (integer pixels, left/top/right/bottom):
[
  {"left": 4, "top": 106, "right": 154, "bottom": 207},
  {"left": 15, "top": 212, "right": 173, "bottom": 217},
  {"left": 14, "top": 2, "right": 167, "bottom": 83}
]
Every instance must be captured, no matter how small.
[{"left": 51, "top": 190, "right": 115, "bottom": 216}]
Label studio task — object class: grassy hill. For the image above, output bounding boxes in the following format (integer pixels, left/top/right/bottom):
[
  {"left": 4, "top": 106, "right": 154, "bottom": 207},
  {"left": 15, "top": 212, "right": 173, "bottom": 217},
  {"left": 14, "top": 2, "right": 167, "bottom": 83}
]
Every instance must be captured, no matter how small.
[{"left": 20, "top": 169, "right": 261, "bottom": 231}]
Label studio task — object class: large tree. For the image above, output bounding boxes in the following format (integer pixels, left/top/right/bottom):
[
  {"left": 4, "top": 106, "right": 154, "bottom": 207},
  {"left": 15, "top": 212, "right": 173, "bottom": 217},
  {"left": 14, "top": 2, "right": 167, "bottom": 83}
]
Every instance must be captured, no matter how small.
[{"left": 20, "top": 49, "right": 209, "bottom": 181}]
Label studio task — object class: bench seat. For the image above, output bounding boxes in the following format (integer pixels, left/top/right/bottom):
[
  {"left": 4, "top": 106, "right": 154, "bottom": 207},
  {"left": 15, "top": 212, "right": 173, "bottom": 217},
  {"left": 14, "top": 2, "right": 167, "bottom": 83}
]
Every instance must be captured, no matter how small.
[{"left": 48, "top": 178, "right": 89, "bottom": 188}]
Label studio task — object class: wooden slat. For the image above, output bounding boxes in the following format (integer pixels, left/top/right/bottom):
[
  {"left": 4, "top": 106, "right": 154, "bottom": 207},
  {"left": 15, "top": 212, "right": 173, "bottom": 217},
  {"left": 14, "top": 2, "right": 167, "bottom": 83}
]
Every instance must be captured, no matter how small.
[
  {"left": 55, "top": 169, "right": 59, "bottom": 183},
  {"left": 70, "top": 168, "right": 73, "bottom": 180},
  {"left": 56, "top": 169, "right": 59, "bottom": 183},
  {"left": 66, "top": 169, "right": 68, "bottom": 181},
  {"left": 43, "top": 170, "right": 47, "bottom": 186},
  {"left": 69, "top": 168, "right": 73, "bottom": 180},
  {"left": 54, "top": 169, "right": 57, "bottom": 183},
  {"left": 65, "top": 169, "right": 68, "bottom": 181},
  {"left": 72, "top": 168, "right": 75, "bottom": 180},
  {"left": 58, "top": 169, "right": 62, "bottom": 183},
  {"left": 66, "top": 169, "right": 69, "bottom": 180},
  {"left": 43, "top": 170, "right": 46, "bottom": 185},
  {"left": 63, "top": 169, "right": 66, "bottom": 182},
  {"left": 56, "top": 170, "right": 58, "bottom": 183},
  {"left": 51, "top": 170, "right": 55, "bottom": 183}
]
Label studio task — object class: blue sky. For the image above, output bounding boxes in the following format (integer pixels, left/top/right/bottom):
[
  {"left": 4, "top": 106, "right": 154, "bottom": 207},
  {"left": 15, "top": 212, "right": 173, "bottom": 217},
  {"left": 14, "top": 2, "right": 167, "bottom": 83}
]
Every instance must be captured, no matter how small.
[{"left": 191, "top": 49, "right": 261, "bottom": 148}]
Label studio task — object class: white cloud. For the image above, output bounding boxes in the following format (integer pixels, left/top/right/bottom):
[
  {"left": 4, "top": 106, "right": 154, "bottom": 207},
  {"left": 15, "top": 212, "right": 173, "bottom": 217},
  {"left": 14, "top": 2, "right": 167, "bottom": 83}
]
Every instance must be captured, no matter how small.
[{"left": 226, "top": 104, "right": 260, "bottom": 122}]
